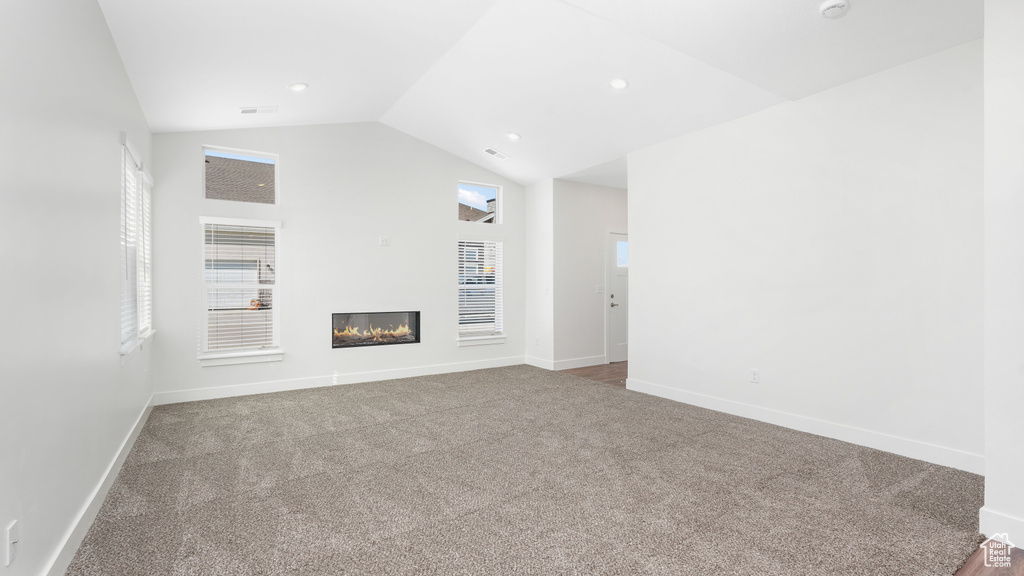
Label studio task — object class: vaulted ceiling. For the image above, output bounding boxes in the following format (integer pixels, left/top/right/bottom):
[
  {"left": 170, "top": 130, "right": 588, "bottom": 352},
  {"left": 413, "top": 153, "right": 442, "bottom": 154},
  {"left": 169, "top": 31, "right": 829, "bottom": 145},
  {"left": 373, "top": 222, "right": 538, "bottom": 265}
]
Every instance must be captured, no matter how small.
[{"left": 97, "top": 0, "right": 982, "bottom": 188}]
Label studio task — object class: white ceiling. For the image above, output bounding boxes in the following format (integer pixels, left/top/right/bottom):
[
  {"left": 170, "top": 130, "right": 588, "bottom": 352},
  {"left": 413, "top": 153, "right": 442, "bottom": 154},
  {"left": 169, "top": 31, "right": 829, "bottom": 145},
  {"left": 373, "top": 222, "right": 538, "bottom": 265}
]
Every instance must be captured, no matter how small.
[{"left": 97, "top": 0, "right": 982, "bottom": 188}]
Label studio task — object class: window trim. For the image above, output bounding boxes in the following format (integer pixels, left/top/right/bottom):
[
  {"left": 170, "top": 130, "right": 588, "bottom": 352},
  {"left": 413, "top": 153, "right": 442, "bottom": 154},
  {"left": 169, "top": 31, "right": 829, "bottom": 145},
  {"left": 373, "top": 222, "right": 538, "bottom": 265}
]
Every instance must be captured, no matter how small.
[
  {"left": 198, "top": 216, "right": 283, "bottom": 366},
  {"left": 202, "top": 145, "right": 280, "bottom": 205}
]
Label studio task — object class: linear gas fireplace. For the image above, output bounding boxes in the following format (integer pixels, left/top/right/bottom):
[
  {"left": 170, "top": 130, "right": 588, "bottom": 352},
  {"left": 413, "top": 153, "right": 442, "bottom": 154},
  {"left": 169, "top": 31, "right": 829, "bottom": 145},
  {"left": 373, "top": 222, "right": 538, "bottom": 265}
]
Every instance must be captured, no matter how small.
[{"left": 332, "top": 311, "right": 420, "bottom": 348}]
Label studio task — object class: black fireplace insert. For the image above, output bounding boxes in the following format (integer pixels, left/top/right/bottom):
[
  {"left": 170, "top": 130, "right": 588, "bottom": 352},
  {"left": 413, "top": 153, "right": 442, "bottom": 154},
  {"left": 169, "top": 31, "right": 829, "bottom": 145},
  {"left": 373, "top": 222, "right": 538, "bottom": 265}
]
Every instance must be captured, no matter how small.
[{"left": 332, "top": 311, "right": 420, "bottom": 348}]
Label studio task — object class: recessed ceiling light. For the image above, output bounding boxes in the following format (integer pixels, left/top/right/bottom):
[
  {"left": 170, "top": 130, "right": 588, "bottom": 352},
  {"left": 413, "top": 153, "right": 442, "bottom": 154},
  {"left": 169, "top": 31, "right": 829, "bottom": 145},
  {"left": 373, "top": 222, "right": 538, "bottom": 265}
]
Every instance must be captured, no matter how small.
[
  {"left": 288, "top": 83, "right": 309, "bottom": 92},
  {"left": 506, "top": 132, "right": 521, "bottom": 141},
  {"left": 609, "top": 78, "right": 629, "bottom": 90}
]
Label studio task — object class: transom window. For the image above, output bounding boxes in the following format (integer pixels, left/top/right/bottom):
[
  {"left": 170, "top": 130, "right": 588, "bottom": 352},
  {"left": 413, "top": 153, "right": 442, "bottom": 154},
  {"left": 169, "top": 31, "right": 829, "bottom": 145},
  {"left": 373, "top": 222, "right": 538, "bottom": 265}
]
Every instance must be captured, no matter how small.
[
  {"left": 204, "top": 147, "right": 277, "bottom": 205},
  {"left": 457, "top": 182, "right": 500, "bottom": 224}
]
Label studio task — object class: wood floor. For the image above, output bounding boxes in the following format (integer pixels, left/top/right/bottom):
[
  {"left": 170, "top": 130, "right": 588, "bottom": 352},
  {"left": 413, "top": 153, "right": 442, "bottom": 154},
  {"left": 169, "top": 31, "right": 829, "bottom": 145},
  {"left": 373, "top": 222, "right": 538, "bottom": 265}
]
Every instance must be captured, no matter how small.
[
  {"left": 955, "top": 543, "right": 1024, "bottom": 576},
  {"left": 565, "top": 360, "right": 1019, "bottom": 576},
  {"left": 562, "top": 361, "right": 627, "bottom": 387}
]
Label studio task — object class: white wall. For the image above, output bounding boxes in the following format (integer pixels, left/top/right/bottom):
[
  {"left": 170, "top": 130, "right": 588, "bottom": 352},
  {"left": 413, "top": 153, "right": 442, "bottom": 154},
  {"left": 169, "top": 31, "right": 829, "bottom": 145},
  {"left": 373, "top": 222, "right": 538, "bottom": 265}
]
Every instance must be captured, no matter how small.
[
  {"left": 525, "top": 180, "right": 555, "bottom": 369},
  {"left": 151, "top": 123, "right": 525, "bottom": 401},
  {"left": 552, "top": 179, "right": 627, "bottom": 368},
  {"left": 627, "top": 41, "right": 984, "bottom": 473},
  {"left": 982, "top": 0, "right": 1024, "bottom": 542},
  {"left": 0, "top": 2, "right": 154, "bottom": 575}
]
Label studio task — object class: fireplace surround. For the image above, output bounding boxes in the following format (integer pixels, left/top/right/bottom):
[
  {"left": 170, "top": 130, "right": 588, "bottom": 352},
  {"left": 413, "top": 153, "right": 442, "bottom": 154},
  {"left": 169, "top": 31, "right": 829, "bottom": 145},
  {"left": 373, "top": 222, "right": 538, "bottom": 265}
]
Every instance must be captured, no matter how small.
[{"left": 332, "top": 311, "right": 420, "bottom": 348}]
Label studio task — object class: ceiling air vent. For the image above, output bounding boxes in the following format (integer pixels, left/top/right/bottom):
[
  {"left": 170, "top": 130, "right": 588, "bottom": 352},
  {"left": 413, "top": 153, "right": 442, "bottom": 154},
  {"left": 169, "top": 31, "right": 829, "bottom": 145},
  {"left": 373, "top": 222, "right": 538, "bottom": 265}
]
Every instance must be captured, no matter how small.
[
  {"left": 484, "top": 148, "right": 510, "bottom": 161},
  {"left": 240, "top": 106, "right": 278, "bottom": 115}
]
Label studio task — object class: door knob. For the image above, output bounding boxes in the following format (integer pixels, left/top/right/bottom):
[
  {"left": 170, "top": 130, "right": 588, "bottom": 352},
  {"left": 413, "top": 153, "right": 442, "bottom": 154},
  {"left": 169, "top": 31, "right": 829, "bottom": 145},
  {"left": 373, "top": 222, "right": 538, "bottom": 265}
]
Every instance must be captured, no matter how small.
[{"left": 610, "top": 303, "right": 619, "bottom": 307}]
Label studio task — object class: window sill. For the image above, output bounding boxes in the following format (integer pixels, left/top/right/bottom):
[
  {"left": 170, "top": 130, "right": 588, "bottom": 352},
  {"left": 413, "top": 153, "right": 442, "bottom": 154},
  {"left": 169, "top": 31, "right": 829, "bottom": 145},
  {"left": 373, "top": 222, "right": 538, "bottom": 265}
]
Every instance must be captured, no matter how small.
[
  {"left": 457, "top": 335, "right": 506, "bottom": 347},
  {"left": 198, "top": 349, "right": 284, "bottom": 367},
  {"left": 120, "top": 330, "right": 156, "bottom": 366}
]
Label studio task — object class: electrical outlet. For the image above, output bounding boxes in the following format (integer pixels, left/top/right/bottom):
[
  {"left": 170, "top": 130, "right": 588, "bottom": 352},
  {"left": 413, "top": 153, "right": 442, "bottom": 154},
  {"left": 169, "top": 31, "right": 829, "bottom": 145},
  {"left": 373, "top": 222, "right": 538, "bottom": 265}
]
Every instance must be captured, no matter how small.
[
  {"left": 751, "top": 369, "right": 760, "bottom": 384},
  {"left": 5, "top": 519, "right": 18, "bottom": 567},
  {"left": 378, "top": 236, "right": 390, "bottom": 247}
]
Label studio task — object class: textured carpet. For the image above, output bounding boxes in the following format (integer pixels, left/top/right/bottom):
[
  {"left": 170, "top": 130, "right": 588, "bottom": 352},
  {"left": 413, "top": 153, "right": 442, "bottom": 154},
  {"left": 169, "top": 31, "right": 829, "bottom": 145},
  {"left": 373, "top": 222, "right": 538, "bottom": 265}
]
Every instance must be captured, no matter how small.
[{"left": 66, "top": 365, "right": 983, "bottom": 575}]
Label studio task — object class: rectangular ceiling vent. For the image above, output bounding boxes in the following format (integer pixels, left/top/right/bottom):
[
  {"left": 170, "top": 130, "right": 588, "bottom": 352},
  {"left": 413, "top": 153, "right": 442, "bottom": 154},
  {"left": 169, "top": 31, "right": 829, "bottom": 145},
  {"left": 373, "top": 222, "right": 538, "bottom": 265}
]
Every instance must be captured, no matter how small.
[
  {"left": 240, "top": 106, "right": 278, "bottom": 115},
  {"left": 484, "top": 148, "right": 509, "bottom": 161}
]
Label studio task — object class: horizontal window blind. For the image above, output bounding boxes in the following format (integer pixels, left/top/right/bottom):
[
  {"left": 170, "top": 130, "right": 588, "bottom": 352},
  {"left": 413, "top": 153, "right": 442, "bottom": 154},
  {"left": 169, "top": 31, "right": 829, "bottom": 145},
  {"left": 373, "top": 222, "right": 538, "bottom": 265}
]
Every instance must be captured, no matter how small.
[
  {"left": 203, "top": 222, "right": 278, "bottom": 352},
  {"left": 138, "top": 176, "right": 153, "bottom": 335},
  {"left": 458, "top": 240, "right": 503, "bottom": 337}
]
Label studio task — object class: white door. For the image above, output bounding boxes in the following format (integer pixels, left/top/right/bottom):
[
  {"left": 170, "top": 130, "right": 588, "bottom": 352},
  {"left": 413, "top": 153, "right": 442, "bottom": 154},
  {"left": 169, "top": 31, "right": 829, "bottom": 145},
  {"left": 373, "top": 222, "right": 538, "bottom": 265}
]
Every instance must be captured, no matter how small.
[{"left": 607, "top": 233, "right": 628, "bottom": 363}]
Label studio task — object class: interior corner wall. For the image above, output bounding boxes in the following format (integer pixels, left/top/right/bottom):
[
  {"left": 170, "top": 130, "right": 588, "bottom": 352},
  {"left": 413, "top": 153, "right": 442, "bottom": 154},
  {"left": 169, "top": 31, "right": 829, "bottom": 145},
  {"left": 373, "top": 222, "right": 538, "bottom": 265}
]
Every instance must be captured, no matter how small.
[
  {"left": 981, "top": 0, "right": 1024, "bottom": 543},
  {"left": 552, "top": 179, "right": 627, "bottom": 369},
  {"left": 150, "top": 123, "right": 525, "bottom": 402},
  {"left": 626, "top": 41, "right": 984, "bottom": 473},
  {"left": 0, "top": 2, "right": 154, "bottom": 575},
  {"left": 525, "top": 179, "right": 555, "bottom": 369}
]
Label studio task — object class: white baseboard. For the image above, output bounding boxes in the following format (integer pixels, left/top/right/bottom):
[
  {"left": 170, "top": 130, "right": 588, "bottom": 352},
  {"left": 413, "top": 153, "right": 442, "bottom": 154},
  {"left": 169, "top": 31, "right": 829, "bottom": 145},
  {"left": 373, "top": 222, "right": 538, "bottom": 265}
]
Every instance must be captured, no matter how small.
[
  {"left": 553, "top": 355, "right": 606, "bottom": 370},
  {"left": 627, "top": 377, "right": 985, "bottom": 474},
  {"left": 45, "top": 399, "right": 153, "bottom": 576},
  {"left": 153, "top": 356, "right": 526, "bottom": 405},
  {"left": 525, "top": 356, "right": 555, "bottom": 370},
  {"left": 980, "top": 507, "right": 1024, "bottom": 543}
]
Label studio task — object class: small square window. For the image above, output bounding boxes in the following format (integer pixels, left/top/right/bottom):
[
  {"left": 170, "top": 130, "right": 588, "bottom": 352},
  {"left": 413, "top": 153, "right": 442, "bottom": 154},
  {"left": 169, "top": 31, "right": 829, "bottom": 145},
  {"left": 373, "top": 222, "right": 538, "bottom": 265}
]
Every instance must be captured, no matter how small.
[
  {"left": 204, "top": 148, "right": 277, "bottom": 204},
  {"left": 457, "top": 182, "right": 499, "bottom": 224},
  {"left": 616, "top": 241, "right": 629, "bottom": 267}
]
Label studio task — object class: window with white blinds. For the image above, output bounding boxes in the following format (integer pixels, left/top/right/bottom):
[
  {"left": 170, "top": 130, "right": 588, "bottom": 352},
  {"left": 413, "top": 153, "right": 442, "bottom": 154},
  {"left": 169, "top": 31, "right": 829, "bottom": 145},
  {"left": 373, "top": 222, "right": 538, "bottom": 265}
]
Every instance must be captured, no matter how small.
[
  {"left": 457, "top": 240, "right": 503, "bottom": 338},
  {"left": 120, "top": 147, "right": 139, "bottom": 347},
  {"left": 138, "top": 175, "right": 153, "bottom": 335},
  {"left": 120, "top": 144, "right": 153, "bottom": 353},
  {"left": 202, "top": 220, "right": 280, "bottom": 355}
]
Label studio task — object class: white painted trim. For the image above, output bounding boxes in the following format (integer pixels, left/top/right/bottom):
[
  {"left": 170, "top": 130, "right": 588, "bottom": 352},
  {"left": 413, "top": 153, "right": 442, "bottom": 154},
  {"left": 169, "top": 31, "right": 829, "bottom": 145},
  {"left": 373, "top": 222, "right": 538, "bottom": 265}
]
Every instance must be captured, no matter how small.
[
  {"left": 120, "top": 131, "right": 141, "bottom": 170},
  {"left": 980, "top": 507, "right": 1024, "bottom": 544},
  {"left": 45, "top": 400, "right": 153, "bottom": 576},
  {"left": 457, "top": 335, "right": 507, "bottom": 347},
  {"left": 553, "top": 355, "right": 606, "bottom": 370},
  {"left": 627, "top": 377, "right": 984, "bottom": 474},
  {"left": 198, "top": 350, "right": 284, "bottom": 367},
  {"left": 525, "top": 356, "right": 555, "bottom": 370},
  {"left": 154, "top": 356, "right": 525, "bottom": 405},
  {"left": 119, "top": 330, "right": 155, "bottom": 365}
]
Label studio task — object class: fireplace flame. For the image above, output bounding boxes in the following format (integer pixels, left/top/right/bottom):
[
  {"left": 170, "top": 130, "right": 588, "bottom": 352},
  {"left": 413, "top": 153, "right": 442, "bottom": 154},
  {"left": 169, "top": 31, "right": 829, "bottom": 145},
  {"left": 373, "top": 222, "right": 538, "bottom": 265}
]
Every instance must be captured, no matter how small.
[{"left": 334, "top": 323, "right": 413, "bottom": 341}]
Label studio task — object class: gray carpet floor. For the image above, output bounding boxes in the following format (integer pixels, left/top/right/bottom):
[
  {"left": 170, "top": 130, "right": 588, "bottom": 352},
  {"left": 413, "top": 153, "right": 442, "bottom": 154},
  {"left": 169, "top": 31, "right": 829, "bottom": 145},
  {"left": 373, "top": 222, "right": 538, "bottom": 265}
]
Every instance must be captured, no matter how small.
[{"left": 66, "top": 365, "right": 983, "bottom": 575}]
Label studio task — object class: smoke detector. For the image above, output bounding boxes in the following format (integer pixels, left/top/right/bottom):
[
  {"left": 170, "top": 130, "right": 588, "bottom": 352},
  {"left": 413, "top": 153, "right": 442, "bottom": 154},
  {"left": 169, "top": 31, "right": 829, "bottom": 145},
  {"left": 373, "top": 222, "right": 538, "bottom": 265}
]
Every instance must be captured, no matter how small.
[{"left": 820, "top": 0, "right": 849, "bottom": 18}]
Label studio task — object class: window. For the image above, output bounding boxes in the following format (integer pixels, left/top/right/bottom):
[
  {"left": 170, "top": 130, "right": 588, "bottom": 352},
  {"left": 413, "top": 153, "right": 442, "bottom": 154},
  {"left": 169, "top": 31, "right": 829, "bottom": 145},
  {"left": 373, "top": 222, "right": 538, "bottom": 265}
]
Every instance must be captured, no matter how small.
[
  {"left": 200, "top": 219, "right": 281, "bottom": 365},
  {"left": 139, "top": 175, "right": 153, "bottom": 335},
  {"left": 458, "top": 240, "right": 504, "bottom": 345},
  {"left": 457, "top": 182, "right": 499, "bottom": 224},
  {"left": 616, "top": 240, "right": 629, "bottom": 267},
  {"left": 120, "top": 143, "right": 153, "bottom": 356},
  {"left": 204, "top": 147, "right": 277, "bottom": 204}
]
